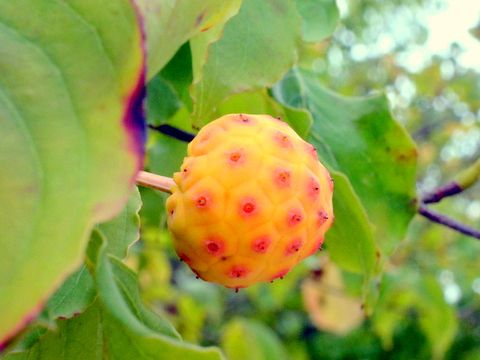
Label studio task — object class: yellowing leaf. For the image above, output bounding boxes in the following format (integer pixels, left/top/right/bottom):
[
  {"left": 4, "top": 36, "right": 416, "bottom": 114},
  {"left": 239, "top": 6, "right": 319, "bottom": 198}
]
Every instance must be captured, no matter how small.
[{"left": 302, "top": 260, "right": 364, "bottom": 335}]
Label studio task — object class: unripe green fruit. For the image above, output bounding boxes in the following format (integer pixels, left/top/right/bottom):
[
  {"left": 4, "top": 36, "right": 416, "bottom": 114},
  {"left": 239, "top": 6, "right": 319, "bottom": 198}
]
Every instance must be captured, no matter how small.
[{"left": 166, "top": 114, "right": 334, "bottom": 289}]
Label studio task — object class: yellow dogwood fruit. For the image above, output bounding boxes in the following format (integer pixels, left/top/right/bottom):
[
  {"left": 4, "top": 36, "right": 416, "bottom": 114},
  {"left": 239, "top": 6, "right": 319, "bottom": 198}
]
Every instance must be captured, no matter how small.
[{"left": 166, "top": 114, "right": 334, "bottom": 289}]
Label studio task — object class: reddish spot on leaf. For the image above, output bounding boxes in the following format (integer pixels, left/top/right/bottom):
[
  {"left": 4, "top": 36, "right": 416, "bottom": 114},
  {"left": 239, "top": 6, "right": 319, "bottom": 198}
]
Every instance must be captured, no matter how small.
[
  {"left": 252, "top": 235, "right": 272, "bottom": 253},
  {"left": 195, "top": 12, "right": 205, "bottom": 27}
]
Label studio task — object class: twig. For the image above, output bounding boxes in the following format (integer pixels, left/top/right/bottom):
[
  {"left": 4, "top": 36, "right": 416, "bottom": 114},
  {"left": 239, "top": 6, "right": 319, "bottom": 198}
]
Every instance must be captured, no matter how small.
[
  {"left": 422, "top": 182, "right": 463, "bottom": 204},
  {"left": 418, "top": 159, "right": 480, "bottom": 239},
  {"left": 136, "top": 171, "right": 175, "bottom": 193},
  {"left": 418, "top": 205, "right": 480, "bottom": 240},
  {"left": 421, "top": 158, "right": 480, "bottom": 204},
  {"left": 148, "top": 124, "right": 195, "bottom": 142}
]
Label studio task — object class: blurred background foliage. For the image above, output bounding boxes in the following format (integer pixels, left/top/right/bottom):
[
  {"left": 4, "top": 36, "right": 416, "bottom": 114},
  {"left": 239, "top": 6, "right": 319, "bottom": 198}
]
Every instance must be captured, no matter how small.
[{"left": 136, "top": 0, "right": 480, "bottom": 359}]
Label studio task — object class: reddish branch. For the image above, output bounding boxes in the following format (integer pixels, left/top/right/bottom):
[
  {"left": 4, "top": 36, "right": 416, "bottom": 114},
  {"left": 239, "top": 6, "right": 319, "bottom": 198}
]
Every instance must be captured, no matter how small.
[
  {"left": 418, "top": 205, "right": 480, "bottom": 240},
  {"left": 421, "top": 182, "right": 463, "bottom": 204},
  {"left": 418, "top": 159, "right": 480, "bottom": 240}
]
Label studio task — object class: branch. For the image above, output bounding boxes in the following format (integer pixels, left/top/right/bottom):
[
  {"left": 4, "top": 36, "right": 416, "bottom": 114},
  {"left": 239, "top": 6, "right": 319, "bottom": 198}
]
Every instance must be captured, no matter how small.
[
  {"left": 422, "top": 182, "right": 463, "bottom": 204},
  {"left": 418, "top": 204, "right": 480, "bottom": 240},
  {"left": 136, "top": 171, "right": 175, "bottom": 193},
  {"left": 418, "top": 159, "right": 480, "bottom": 239},
  {"left": 421, "top": 158, "right": 480, "bottom": 204},
  {"left": 148, "top": 124, "right": 195, "bottom": 142}
]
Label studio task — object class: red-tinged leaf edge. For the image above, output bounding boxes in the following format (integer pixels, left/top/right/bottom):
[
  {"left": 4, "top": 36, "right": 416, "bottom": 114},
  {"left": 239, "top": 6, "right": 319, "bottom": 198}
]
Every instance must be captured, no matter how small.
[
  {"left": 125, "top": 0, "right": 147, "bottom": 176},
  {"left": 0, "top": 1, "right": 147, "bottom": 350}
]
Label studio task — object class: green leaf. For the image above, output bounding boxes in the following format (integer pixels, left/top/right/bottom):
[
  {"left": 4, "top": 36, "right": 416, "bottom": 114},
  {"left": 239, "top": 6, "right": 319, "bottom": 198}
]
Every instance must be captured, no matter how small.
[
  {"left": 0, "top": 0, "right": 145, "bottom": 341},
  {"left": 5, "top": 229, "right": 224, "bottom": 359},
  {"left": 147, "top": 43, "right": 195, "bottom": 127},
  {"left": 189, "top": 0, "right": 243, "bottom": 90},
  {"left": 97, "top": 187, "right": 142, "bottom": 259},
  {"left": 215, "top": 90, "right": 312, "bottom": 138},
  {"left": 294, "top": 0, "right": 339, "bottom": 42},
  {"left": 41, "top": 267, "right": 96, "bottom": 323},
  {"left": 417, "top": 277, "right": 458, "bottom": 360},
  {"left": 222, "top": 319, "right": 289, "bottom": 360},
  {"left": 147, "top": 75, "right": 183, "bottom": 126},
  {"left": 4, "top": 304, "right": 105, "bottom": 360},
  {"left": 41, "top": 189, "right": 142, "bottom": 322},
  {"left": 325, "top": 171, "right": 377, "bottom": 275},
  {"left": 191, "top": 0, "right": 301, "bottom": 127},
  {"left": 138, "top": 0, "right": 242, "bottom": 79},
  {"left": 93, "top": 230, "right": 223, "bottom": 357},
  {"left": 272, "top": 68, "right": 417, "bottom": 255}
]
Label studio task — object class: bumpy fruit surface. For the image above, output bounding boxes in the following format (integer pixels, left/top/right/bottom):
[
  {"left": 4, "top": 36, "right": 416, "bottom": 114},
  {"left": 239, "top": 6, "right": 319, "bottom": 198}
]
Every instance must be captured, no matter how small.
[{"left": 166, "top": 114, "right": 334, "bottom": 289}]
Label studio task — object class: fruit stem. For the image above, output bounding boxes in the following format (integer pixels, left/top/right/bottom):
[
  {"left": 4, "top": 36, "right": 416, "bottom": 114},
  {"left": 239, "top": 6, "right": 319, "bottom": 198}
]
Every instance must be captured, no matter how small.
[{"left": 136, "top": 171, "right": 175, "bottom": 194}]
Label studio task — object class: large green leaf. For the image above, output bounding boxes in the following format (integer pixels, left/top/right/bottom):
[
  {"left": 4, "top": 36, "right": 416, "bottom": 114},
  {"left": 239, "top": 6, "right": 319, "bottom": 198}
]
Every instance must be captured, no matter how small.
[
  {"left": 0, "top": 0, "right": 145, "bottom": 342},
  {"left": 272, "top": 68, "right": 417, "bottom": 255},
  {"left": 190, "top": 0, "right": 301, "bottom": 127},
  {"left": 137, "top": 0, "right": 242, "bottom": 80},
  {"left": 294, "top": 0, "right": 339, "bottom": 42},
  {"left": 221, "top": 319, "right": 288, "bottom": 360},
  {"left": 326, "top": 171, "right": 377, "bottom": 275},
  {"left": 5, "top": 299, "right": 223, "bottom": 360},
  {"left": 41, "top": 189, "right": 142, "bottom": 322}
]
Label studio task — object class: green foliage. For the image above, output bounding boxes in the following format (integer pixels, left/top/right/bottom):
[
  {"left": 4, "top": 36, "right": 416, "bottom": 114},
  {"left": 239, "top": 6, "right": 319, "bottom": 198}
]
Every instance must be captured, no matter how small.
[
  {"left": 191, "top": 0, "right": 301, "bottom": 126},
  {"left": 138, "top": 0, "right": 242, "bottom": 80},
  {"left": 294, "top": 0, "right": 339, "bottom": 42},
  {"left": 325, "top": 172, "right": 376, "bottom": 275},
  {"left": 222, "top": 319, "right": 289, "bottom": 360},
  {"left": 0, "top": 0, "right": 144, "bottom": 341},
  {"left": 1, "top": 0, "right": 478, "bottom": 359}
]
